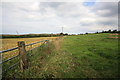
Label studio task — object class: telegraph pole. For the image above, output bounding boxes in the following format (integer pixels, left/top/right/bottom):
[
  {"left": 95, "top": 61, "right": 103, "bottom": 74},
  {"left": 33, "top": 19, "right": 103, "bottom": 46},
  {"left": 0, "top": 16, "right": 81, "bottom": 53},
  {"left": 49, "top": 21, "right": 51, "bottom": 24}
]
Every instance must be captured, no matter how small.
[
  {"left": 62, "top": 27, "right": 63, "bottom": 33},
  {"left": 16, "top": 31, "right": 19, "bottom": 35}
]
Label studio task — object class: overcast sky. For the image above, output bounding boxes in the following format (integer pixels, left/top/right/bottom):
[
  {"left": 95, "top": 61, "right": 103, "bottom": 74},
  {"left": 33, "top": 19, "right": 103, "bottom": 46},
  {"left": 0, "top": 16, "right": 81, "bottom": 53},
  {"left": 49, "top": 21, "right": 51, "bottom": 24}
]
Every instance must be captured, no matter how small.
[{"left": 1, "top": 1, "right": 118, "bottom": 34}]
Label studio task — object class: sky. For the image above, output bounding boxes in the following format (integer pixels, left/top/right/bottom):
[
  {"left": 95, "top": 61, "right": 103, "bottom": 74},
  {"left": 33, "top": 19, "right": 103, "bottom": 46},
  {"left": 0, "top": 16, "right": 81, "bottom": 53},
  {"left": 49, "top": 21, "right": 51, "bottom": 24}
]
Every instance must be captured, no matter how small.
[{"left": 0, "top": 1, "right": 118, "bottom": 34}]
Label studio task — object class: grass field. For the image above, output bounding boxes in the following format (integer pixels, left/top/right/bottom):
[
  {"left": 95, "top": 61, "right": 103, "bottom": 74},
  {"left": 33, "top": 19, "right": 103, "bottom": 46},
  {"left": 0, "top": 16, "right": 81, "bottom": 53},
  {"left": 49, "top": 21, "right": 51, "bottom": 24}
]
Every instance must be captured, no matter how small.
[
  {"left": 61, "top": 33, "right": 119, "bottom": 78},
  {"left": 2, "top": 33, "right": 119, "bottom": 78}
]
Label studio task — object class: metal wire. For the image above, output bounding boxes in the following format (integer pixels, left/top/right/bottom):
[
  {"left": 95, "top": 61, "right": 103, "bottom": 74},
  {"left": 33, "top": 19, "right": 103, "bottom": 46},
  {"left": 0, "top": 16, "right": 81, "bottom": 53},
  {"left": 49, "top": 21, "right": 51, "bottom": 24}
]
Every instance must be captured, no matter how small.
[
  {"left": 3, "top": 61, "right": 19, "bottom": 74},
  {"left": 0, "top": 47, "right": 18, "bottom": 54},
  {"left": 25, "top": 40, "right": 48, "bottom": 46},
  {"left": 26, "top": 40, "right": 47, "bottom": 52},
  {"left": 0, "top": 40, "right": 48, "bottom": 54},
  {"left": 1, "top": 38, "right": 59, "bottom": 75},
  {"left": 2, "top": 55, "right": 19, "bottom": 63}
]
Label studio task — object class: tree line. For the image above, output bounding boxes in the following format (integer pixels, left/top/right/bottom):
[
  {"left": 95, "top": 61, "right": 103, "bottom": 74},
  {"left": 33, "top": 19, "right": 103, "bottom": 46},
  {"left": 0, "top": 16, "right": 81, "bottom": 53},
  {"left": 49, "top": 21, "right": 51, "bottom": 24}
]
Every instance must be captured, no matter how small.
[
  {"left": 100, "top": 29, "right": 119, "bottom": 33},
  {"left": 0, "top": 29, "right": 119, "bottom": 38},
  {"left": 86, "top": 29, "right": 119, "bottom": 34},
  {"left": 1, "top": 33, "right": 68, "bottom": 39}
]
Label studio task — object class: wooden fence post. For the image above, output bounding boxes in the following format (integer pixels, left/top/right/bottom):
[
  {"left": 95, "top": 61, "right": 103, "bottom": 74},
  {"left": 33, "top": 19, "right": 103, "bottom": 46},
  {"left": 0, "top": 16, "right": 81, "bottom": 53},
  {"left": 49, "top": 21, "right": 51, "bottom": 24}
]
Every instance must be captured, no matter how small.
[
  {"left": 30, "top": 44, "right": 32, "bottom": 53},
  {"left": 18, "top": 41, "right": 27, "bottom": 71}
]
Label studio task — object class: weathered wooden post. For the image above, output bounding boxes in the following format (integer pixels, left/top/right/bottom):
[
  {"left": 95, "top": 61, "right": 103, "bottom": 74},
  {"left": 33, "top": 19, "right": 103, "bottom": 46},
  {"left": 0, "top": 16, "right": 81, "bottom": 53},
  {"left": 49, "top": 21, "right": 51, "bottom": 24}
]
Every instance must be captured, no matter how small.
[
  {"left": 18, "top": 41, "right": 27, "bottom": 71},
  {"left": 30, "top": 44, "right": 32, "bottom": 53}
]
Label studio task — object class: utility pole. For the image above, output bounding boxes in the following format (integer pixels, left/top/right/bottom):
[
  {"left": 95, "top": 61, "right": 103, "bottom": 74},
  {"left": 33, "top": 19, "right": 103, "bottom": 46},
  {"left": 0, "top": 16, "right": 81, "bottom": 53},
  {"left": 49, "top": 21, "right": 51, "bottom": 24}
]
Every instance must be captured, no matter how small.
[
  {"left": 62, "top": 27, "right": 63, "bottom": 33},
  {"left": 16, "top": 31, "right": 19, "bottom": 35}
]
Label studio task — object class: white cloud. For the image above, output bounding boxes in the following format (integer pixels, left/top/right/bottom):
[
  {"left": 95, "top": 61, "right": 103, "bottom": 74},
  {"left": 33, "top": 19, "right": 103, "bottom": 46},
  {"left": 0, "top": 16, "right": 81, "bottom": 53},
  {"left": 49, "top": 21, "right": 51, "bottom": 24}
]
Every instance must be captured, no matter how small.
[
  {"left": 1, "top": 2, "right": 118, "bottom": 34},
  {"left": 30, "top": 2, "right": 40, "bottom": 11}
]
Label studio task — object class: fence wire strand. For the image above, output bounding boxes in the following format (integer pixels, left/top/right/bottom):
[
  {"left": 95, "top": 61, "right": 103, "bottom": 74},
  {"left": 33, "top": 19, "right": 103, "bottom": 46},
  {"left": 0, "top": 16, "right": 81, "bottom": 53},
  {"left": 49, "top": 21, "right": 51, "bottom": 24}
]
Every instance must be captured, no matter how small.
[
  {"left": 1, "top": 39, "right": 58, "bottom": 74},
  {"left": 2, "top": 55, "right": 19, "bottom": 63}
]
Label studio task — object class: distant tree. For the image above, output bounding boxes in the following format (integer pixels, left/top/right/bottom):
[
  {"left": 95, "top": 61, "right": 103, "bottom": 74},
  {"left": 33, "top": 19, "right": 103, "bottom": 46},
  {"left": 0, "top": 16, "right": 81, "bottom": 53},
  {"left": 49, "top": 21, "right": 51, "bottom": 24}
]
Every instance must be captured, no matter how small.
[
  {"left": 85, "top": 32, "right": 88, "bottom": 34},
  {"left": 64, "top": 33, "right": 68, "bottom": 35},
  {"left": 108, "top": 29, "right": 112, "bottom": 33},
  {"left": 112, "top": 30, "right": 117, "bottom": 33},
  {"left": 101, "top": 30, "right": 104, "bottom": 33},
  {"left": 104, "top": 31, "right": 107, "bottom": 33},
  {"left": 95, "top": 32, "right": 99, "bottom": 34},
  {"left": 60, "top": 33, "right": 63, "bottom": 35},
  {"left": 50, "top": 33, "right": 53, "bottom": 37}
]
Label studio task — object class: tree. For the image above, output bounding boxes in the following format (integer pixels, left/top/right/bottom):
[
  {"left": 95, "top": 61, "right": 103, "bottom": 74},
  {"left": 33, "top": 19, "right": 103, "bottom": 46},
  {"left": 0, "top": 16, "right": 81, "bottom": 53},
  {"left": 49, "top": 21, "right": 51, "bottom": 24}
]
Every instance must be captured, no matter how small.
[
  {"left": 108, "top": 29, "right": 111, "bottom": 33},
  {"left": 95, "top": 32, "right": 99, "bottom": 34},
  {"left": 64, "top": 33, "right": 68, "bottom": 35},
  {"left": 112, "top": 30, "right": 117, "bottom": 33},
  {"left": 60, "top": 33, "right": 63, "bottom": 35},
  {"left": 85, "top": 32, "right": 88, "bottom": 34}
]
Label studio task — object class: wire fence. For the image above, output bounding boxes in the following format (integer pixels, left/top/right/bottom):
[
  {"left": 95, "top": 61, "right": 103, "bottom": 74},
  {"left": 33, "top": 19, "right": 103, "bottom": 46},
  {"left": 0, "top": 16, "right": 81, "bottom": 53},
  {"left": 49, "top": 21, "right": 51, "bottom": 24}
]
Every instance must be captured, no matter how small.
[{"left": 0, "top": 39, "right": 50, "bottom": 74}]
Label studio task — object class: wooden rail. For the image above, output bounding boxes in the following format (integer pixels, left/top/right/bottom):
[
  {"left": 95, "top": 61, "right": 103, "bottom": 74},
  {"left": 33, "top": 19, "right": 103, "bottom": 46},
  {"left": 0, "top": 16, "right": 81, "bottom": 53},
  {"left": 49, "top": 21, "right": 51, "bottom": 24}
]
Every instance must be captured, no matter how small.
[
  {"left": 0, "top": 37, "right": 62, "bottom": 75},
  {"left": 0, "top": 39, "right": 49, "bottom": 73}
]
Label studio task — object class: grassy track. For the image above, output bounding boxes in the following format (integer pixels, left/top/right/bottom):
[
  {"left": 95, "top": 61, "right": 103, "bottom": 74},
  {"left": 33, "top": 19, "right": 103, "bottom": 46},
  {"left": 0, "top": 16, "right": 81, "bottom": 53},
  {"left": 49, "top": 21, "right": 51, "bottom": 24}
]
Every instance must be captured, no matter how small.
[
  {"left": 61, "top": 33, "right": 119, "bottom": 78},
  {"left": 3, "top": 33, "right": 119, "bottom": 78}
]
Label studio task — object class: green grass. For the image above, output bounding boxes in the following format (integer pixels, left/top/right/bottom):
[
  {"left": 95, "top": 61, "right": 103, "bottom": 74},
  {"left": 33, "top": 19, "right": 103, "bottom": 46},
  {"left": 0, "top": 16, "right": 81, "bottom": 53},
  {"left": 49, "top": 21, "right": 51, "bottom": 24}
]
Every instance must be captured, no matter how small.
[
  {"left": 2, "top": 33, "right": 119, "bottom": 78},
  {"left": 61, "top": 33, "right": 119, "bottom": 78}
]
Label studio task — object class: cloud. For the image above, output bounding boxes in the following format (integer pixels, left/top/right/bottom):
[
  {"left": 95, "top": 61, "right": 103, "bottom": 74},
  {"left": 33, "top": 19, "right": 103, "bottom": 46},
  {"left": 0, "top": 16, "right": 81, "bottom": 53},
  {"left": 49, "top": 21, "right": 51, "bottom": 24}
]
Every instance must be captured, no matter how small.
[
  {"left": 40, "top": 2, "right": 65, "bottom": 8},
  {"left": 91, "top": 2, "right": 118, "bottom": 17},
  {"left": 1, "top": 2, "right": 118, "bottom": 34}
]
